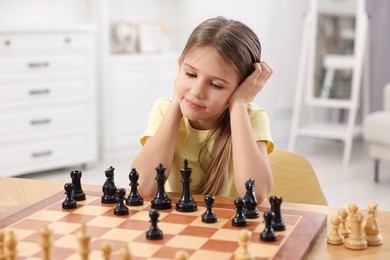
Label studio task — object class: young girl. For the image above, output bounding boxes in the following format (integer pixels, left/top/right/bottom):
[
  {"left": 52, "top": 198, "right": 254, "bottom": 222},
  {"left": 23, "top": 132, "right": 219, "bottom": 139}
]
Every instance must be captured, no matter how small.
[{"left": 132, "top": 16, "right": 274, "bottom": 202}]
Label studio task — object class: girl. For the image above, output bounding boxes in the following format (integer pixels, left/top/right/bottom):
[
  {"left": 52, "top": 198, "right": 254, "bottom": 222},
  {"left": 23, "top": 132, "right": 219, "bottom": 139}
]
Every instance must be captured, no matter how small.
[{"left": 132, "top": 16, "right": 274, "bottom": 202}]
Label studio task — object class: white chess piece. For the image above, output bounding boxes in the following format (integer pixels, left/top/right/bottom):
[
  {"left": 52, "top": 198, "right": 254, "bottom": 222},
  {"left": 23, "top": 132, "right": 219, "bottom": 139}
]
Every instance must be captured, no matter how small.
[
  {"left": 327, "top": 214, "right": 344, "bottom": 245},
  {"left": 364, "top": 202, "right": 383, "bottom": 246},
  {"left": 344, "top": 212, "right": 368, "bottom": 250}
]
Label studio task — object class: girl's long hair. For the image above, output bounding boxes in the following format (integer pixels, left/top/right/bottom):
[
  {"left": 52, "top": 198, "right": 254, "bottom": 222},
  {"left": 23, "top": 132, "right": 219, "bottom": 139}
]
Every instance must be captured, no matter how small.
[{"left": 181, "top": 16, "right": 261, "bottom": 195}]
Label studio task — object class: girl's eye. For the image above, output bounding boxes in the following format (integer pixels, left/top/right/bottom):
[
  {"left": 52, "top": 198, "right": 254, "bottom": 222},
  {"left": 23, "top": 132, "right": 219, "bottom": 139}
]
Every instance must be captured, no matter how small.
[
  {"left": 186, "top": 72, "right": 196, "bottom": 78},
  {"left": 211, "top": 82, "right": 222, "bottom": 89}
]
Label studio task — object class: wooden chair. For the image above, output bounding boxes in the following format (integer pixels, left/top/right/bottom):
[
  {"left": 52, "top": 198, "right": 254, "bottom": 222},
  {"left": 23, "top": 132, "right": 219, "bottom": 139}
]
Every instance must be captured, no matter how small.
[{"left": 268, "top": 149, "right": 328, "bottom": 205}]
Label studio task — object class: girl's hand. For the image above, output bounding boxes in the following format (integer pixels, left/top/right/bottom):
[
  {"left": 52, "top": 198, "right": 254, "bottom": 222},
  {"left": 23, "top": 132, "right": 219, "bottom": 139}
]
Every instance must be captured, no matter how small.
[{"left": 229, "top": 61, "right": 272, "bottom": 107}]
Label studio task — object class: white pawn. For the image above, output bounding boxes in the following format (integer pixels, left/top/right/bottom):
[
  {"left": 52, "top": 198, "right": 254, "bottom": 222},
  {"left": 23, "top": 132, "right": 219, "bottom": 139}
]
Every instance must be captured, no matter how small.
[
  {"left": 347, "top": 203, "right": 358, "bottom": 230},
  {"left": 344, "top": 212, "right": 368, "bottom": 250},
  {"left": 4, "top": 230, "right": 17, "bottom": 260},
  {"left": 364, "top": 201, "right": 383, "bottom": 246},
  {"left": 175, "top": 250, "right": 189, "bottom": 260},
  {"left": 235, "top": 230, "right": 253, "bottom": 260},
  {"left": 119, "top": 244, "right": 132, "bottom": 260},
  {"left": 101, "top": 242, "right": 112, "bottom": 260},
  {"left": 327, "top": 214, "right": 344, "bottom": 245},
  {"left": 338, "top": 208, "right": 350, "bottom": 238}
]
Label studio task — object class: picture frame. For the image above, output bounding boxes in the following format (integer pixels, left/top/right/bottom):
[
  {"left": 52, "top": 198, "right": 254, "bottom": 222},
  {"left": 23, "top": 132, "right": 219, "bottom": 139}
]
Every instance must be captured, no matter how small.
[{"left": 138, "top": 22, "right": 163, "bottom": 53}]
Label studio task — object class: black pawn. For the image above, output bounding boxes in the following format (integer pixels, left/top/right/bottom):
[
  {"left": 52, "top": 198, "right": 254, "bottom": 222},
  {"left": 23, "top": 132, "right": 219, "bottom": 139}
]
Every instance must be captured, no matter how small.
[
  {"left": 114, "top": 188, "right": 129, "bottom": 215},
  {"left": 232, "top": 197, "right": 248, "bottom": 227},
  {"left": 260, "top": 210, "right": 277, "bottom": 242},
  {"left": 202, "top": 194, "right": 217, "bottom": 223},
  {"left": 126, "top": 168, "right": 144, "bottom": 206},
  {"left": 244, "top": 178, "right": 259, "bottom": 219},
  {"left": 71, "top": 170, "right": 86, "bottom": 201},
  {"left": 101, "top": 166, "right": 117, "bottom": 203},
  {"left": 269, "top": 196, "right": 286, "bottom": 231},
  {"left": 62, "top": 183, "right": 77, "bottom": 209},
  {"left": 175, "top": 159, "right": 197, "bottom": 212},
  {"left": 151, "top": 164, "right": 171, "bottom": 209},
  {"left": 146, "top": 209, "right": 163, "bottom": 240}
]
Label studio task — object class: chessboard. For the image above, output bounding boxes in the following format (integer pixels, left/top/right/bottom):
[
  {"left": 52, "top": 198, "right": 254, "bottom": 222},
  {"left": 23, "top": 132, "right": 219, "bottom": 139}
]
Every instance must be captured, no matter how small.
[{"left": 0, "top": 190, "right": 327, "bottom": 259}]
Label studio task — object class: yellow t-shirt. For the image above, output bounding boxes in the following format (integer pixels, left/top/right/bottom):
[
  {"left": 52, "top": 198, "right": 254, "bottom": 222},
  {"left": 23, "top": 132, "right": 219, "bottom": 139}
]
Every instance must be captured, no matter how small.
[{"left": 140, "top": 98, "right": 274, "bottom": 198}]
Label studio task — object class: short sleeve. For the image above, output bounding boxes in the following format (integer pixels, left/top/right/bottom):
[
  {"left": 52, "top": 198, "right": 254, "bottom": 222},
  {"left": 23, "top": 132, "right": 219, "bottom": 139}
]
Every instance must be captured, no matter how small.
[
  {"left": 248, "top": 104, "right": 274, "bottom": 154},
  {"left": 140, "top": 99, "right": 172, "bottom": 145}
]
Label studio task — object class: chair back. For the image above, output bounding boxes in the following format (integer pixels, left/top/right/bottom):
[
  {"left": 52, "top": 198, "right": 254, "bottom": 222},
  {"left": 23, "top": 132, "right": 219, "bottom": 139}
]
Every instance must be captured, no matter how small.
[{"left": 268, "top": 149, "right": 328, "bottom": 205}]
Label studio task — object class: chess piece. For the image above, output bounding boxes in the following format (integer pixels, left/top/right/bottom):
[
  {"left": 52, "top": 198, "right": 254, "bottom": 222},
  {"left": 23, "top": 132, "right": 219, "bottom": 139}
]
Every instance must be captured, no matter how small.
[
  {"left": 327, "top": 214, "right": 344, "bottom": 245},
  {"left": 126, "top": 168, "right": 144, "bottom": 206},
  {"left": 232, "top": 197, "right": 248, "bottom": 227},
  {"left": 202, "top": 194, "right": 218, "bottom": 223},
  {"left": 151, "top": 164, "right": 172, "bottom": 209},
  {"left": 101, "top": 166, "right": 117, "bottom": 203},
  {"left": 235, "top": 229, "right": 253, "bottom": 260},
  {"left": 174, "top": 250, "right": 189, "bottom": 260},
  {"left": 269, "top": 196, "right": 286, "bottom": 231},
  {"left": 114, "top": 188, "right": 129, "bottom": 215},
  {"left": 175, "top": 159, "right": 197, "bottom": 212},
  {"left": 244, "top": 179, "right": 259, "bottom": 219},
  {"left": 344, "top": 212, "right": 368, "bottom": 250},
  {"left": 71, "top": 170, "right": 86, "bottom": 201},
  {"left": 347, "top": 203, "right": 359, "bottom": 230},
  {"left": 78, "top": 224, "right": 91, "bottom": 260},
  {"left": 4, "top": 230, "right": 17, "bottom": 260},
  {"left": 101, "top": 242, "right": 112, "bottom": 260},
  {"left": 364, "top": 201, "right": 383, "bottom": 246},
  {"left": 62, "top": 183, "right": 77, "bottom": 209},
  {"left": 338, "top": 208, "right": 350, "bottom": 238},
  {"left": 146, "top": 209, "right": 164, "bottom": 240},
  {"left": 40, "top": 226, "right": 52, "bottom": 260},
  {"left": 119, "top": 244, "right": 131, "bottom": 260},
  {"left": 0, "top": 231, "right": 4, "bottom": 260},
  {"left": 260, "top": 211, "right": 277, "bottom": 242}
]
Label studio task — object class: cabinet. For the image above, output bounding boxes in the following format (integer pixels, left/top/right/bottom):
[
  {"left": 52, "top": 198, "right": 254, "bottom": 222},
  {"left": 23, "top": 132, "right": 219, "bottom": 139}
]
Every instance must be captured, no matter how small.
[
  {"left": 96, "top": 0, "right": 180, "bottom": 159},
  {"left": 0, "top": 28, "right": 98, "bottom": 176}
]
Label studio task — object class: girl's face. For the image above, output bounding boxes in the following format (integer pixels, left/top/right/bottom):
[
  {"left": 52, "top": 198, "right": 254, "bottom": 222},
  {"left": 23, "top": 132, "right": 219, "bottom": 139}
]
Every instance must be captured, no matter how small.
[{"left": 176, "top": 47, "right": 240, "bottom": 130}]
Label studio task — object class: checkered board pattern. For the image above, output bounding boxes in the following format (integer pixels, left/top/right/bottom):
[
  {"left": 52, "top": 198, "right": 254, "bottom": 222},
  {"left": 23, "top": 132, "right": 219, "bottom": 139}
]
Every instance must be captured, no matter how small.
[{"left": 0, "top": 191, "right": 327, "bottom": 259}]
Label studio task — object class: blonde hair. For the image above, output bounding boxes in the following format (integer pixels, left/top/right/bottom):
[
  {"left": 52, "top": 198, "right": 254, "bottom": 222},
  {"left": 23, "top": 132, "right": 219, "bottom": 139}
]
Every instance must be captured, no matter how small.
[{"left": 181, "top": 17, "right": 262, "bottom": 195}]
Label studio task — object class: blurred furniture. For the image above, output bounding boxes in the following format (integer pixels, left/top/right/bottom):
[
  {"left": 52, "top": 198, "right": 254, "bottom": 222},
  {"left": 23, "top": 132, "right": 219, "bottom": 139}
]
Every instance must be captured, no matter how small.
[
  {"left": 0, "top": 28, "right": 98, "bottom": 177},
  {"left": 363, "top": 82, "right": 390, "bottom": 182},
  {"left": 268, "top": 149, "right": 328, "bottom": 206},
  {"left": 289, "top": 0, "right": 369, "bottom": 165}
]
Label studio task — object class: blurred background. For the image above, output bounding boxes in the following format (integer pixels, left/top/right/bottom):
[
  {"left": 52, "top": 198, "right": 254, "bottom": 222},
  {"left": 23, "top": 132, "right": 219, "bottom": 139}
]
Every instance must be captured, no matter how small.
[{"left": 0, "top": 0, "right": 389, "bottom": 210}]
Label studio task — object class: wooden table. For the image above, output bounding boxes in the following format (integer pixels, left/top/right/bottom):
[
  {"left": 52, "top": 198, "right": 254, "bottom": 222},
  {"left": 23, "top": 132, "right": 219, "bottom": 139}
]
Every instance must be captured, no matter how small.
[{"left": 0, "top": 177, "right": 389, "bottom": 259}]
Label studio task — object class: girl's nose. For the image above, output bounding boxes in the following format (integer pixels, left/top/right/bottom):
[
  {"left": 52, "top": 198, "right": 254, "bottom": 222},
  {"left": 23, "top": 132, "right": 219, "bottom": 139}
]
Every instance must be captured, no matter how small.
[{"left": 190, "top": 80, "right": 206, "bottom": 99}]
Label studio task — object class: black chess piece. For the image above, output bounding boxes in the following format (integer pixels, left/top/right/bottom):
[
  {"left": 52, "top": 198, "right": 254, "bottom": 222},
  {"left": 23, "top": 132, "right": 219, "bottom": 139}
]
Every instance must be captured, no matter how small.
[
  {"left": 70, "top": 170, "right": 86, "bottom": 201},
  {"left": 101, "top": 166, "right": 117, "bottom": 204},
  {"left": 202, "top": 194, "right": 218, "bottom": 223},
  {"left": 244, "top": 178, "right": 259, "bottom": 219},
  {"left": 62, "top": 183, "right": 77, "bottom": 209},
  {"left": 126, "top": 168, "right": 144, "bottom": 206},
  {"left": 260, "top": 210, "right": 278, "bottom": 242},
  {"left": 232, "top": 197, "right": 248, "bottom": 227},
  {"left": 175, "top": 159, "right": 197, "bottom": 212},
  {"left": 269, "top": 196, "right": 286, "bottom": 231},
  {"left": 146, "top": 209, "right": 164, "bottom": 240},
  {"left": 151, "top": 164, "right": 171, "bottom": 209},
  {"left": 114, "top": 188, "right": 129, "bottom": 215}
]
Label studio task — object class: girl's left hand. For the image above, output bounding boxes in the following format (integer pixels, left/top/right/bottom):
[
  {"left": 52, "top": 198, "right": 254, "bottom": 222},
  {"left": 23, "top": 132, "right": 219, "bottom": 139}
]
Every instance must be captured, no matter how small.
[{"left": 228, "top": 61, "right": 272, "bottom": 107}]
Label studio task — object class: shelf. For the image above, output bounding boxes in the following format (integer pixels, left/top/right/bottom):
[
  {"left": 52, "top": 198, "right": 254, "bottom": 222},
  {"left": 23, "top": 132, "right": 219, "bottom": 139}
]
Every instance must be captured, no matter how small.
[
  {"left": 306, "top": 98, "right": 354, "bottom": 109},
  {"left": 297, "top": 123, "right": 361, "bottom": 140}
]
